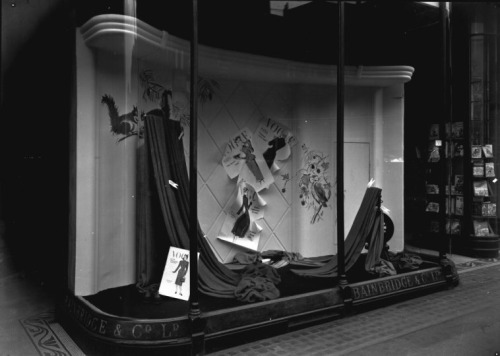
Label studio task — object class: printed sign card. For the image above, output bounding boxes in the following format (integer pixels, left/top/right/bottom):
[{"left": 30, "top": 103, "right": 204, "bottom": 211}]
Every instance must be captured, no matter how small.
[
  {"left": 159, "top": 247, "right": 199, "bottom": 301},
  {"left": 474, "top": 220, "right": 490, "bottom": 236},
  {"left": 253, "top": 118, "right": 296, "bottom": 173},
  {"left": 473, "top": 180, "right": 489, "bottom": 197},
  {"left": 472, "top": 145, "right": 482, "bottom": 159},
  {"left": 217, "top": 181, "right": 266, "bottom": 251},
  {"left": 222, "top": 128, "right": 274, "bottom": 192},
  {"left": 483, "top": 144, "right": 493, "bottom": 158},
  {"left": 222, "top": 128, "right": 253, "bottom": 179},
  {"left": 485, "top": 162, "right": 495, "bottom": 178}
]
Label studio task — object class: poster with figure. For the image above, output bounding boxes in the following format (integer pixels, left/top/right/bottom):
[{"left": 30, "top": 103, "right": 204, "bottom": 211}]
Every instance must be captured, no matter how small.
[
  {"left": 254, "top": 118, "right": 296, "bottom": 173},
  {"left": 159, "top": 247, "right": 199, "bottom": 301},
  {"left": 222, "top": 128, "right": 274, "bottom": 191},
  {"left": 217, "top": 182, "right": 266, "bottom": 251}
]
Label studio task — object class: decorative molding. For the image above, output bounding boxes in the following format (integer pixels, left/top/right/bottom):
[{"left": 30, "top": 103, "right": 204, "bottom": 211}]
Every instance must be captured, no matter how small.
[{"left": 80, "top": 14, "right": 414, "bottom": 86}]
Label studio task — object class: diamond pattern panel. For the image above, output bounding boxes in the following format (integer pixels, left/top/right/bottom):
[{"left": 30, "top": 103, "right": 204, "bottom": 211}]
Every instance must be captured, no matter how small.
[
  {"left": 197, "top": 172, "right": 204, "bottom": 192},
  {"left": 262, "top": 234, "right": 286, "bottom": 252},
  {"left": 259, "top": 85, "right": 292, "bottom": 120},
  {"left": 197, "top": 79, "right": 295, "bottom": 262},
  {"left": 273, "top": 208, "right": 292, "bottom": 251},
  {"left": 199, "top": 93, "right": 224, "bottom": 127},
  {"left": 273, "top": 160, "right": 293, "bottom": 205},
  {"left": 245, "top": 109, "right": 265, "bottom": 135},
  {"left": 206, "top": 107, "right": 240, "bottom": 151},
  {"left": 198, "top": 185, "right": 222, "bottom": 235},
  {"left": 256, "top": 219, "right": 273, "bottom": 252},
  {"left": 260, "top": 184, "right": 289, "bottom": 231},
  {"left": 197, "top": 124, "right": 222, "bottom": 181},
  {"left": 215, "top": 79, "right": 239, "bottom": 105},
  {"left": 244, "top": 82, "right": 273, "bottom": 108},
  {"left": 206, "top": 164, "right": 237, "bottom": 209},
  {"left": 224, "top": 84, "right": 258, "bottom": 130},
  {"left": 205, "top": 212, "right": 231, "bottom": 262}
]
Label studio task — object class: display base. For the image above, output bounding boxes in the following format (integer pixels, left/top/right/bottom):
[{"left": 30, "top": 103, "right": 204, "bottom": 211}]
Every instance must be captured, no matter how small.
[{"left": 58, "top": 256, "right": 458, "bottom": 355}]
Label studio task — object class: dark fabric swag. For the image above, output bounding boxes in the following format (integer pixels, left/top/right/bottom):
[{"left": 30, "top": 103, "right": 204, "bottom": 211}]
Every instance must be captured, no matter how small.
[
  {"left": 291, "top": 187, "right": 384, "bottom": 278},
  {"left": 143, "top": 113, "right": 242, "bottom": 298}
]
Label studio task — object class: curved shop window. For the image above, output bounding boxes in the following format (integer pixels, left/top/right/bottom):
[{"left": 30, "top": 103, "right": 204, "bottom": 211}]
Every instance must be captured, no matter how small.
[{"left": 66, "top": 1, "right": 457, "bottom": 352}]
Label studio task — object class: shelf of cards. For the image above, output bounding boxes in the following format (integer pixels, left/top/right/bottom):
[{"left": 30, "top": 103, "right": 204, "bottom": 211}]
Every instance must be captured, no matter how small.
[
  {"left": 471, "top": 219, "right": 499, "bottom": 238},
  {"left": 471, "top": 144, "right": 497, "bottom": 238},
  {"left": 427, "top": 122, "right": 464, "bottom": 163}
]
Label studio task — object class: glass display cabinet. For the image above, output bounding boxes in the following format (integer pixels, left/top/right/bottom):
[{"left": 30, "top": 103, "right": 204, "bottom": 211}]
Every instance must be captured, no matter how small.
[
  {"left": 60, "top": 2, "right": 459, "bottom": 354},
  {"left": 466, "top": 5, "right": 500, "bottom": 257}
]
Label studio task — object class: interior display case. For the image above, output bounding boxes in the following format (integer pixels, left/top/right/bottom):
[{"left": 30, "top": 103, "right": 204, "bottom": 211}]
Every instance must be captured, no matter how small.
[
  {"left": 60, "top": 2, "right": 459, "bottom": 354},
  {"left": 425, "top": 119, "right": 465, "bottom": 245},
  {"left": 465, "top": 12, "right": 500, "bottom": 258}
]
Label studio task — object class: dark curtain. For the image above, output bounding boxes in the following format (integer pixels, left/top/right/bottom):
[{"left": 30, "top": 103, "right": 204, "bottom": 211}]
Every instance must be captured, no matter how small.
[
  {"left": 136, "top": 138, "right": 171, "bottom": 287},
  {"left": 142, "top": 112, "right": 241, "bottom": 298},
  {"left": 291, "top": 187, "right": 384, "bottom": 277}
]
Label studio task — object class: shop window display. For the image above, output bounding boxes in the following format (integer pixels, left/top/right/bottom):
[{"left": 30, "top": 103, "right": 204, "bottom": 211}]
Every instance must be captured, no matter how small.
[{"left": 62, "top": 2, "right": 458, "bottom": 353}]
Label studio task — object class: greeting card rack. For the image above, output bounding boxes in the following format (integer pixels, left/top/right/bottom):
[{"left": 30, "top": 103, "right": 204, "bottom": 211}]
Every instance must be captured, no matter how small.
[{"left": 465, "top": 24, "right": 499, "bottom": 258}]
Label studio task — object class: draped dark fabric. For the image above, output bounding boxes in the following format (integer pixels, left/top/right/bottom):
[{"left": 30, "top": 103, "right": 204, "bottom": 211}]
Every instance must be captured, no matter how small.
[
  {"left": 291, "top": 187, "right": 383, "bottom": 278},
  {"left": 364, "top": 207, "right": 385, "bottom": 272},
  {"left": 136, "top": 140, "right": 156, "bottom": 286},
  {"left": 143, "top": 113, "right": 241, "bottom": 298},
  {"left": 136, "top": 137, "right": 171, "bottom": 288}
]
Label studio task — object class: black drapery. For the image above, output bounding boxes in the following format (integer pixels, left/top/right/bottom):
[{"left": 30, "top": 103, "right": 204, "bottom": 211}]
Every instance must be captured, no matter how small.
[
  {"left": 142, "top": 112, "right": 241, "bottom": 298},
  {"left": 290, "top": 187, "right": 384, "bottom": 278}
]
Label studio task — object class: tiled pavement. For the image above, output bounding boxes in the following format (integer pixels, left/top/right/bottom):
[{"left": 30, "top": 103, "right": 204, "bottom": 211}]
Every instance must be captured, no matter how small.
[{"left": 208, "top": 262, "right": 500, "bottom": 356}]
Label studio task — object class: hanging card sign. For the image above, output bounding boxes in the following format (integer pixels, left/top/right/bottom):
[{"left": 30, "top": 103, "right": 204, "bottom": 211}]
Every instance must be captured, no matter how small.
[
  {"left": 217, "top": 181, "right": 266, "bottom": 251},
  {"left": 159, "top": 247, "right": 199, "bottom": 301},
  {"left": 222, "top": 128, "right": 274, "bottom": 191},
  {"left": 253, "top": 118, "right": 296, "bottom": 173}
]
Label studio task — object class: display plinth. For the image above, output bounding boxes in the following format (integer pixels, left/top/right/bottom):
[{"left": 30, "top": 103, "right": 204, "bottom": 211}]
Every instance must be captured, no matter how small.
[{"left": 59, "top": 262, "right": 456, "bottom": 355}]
